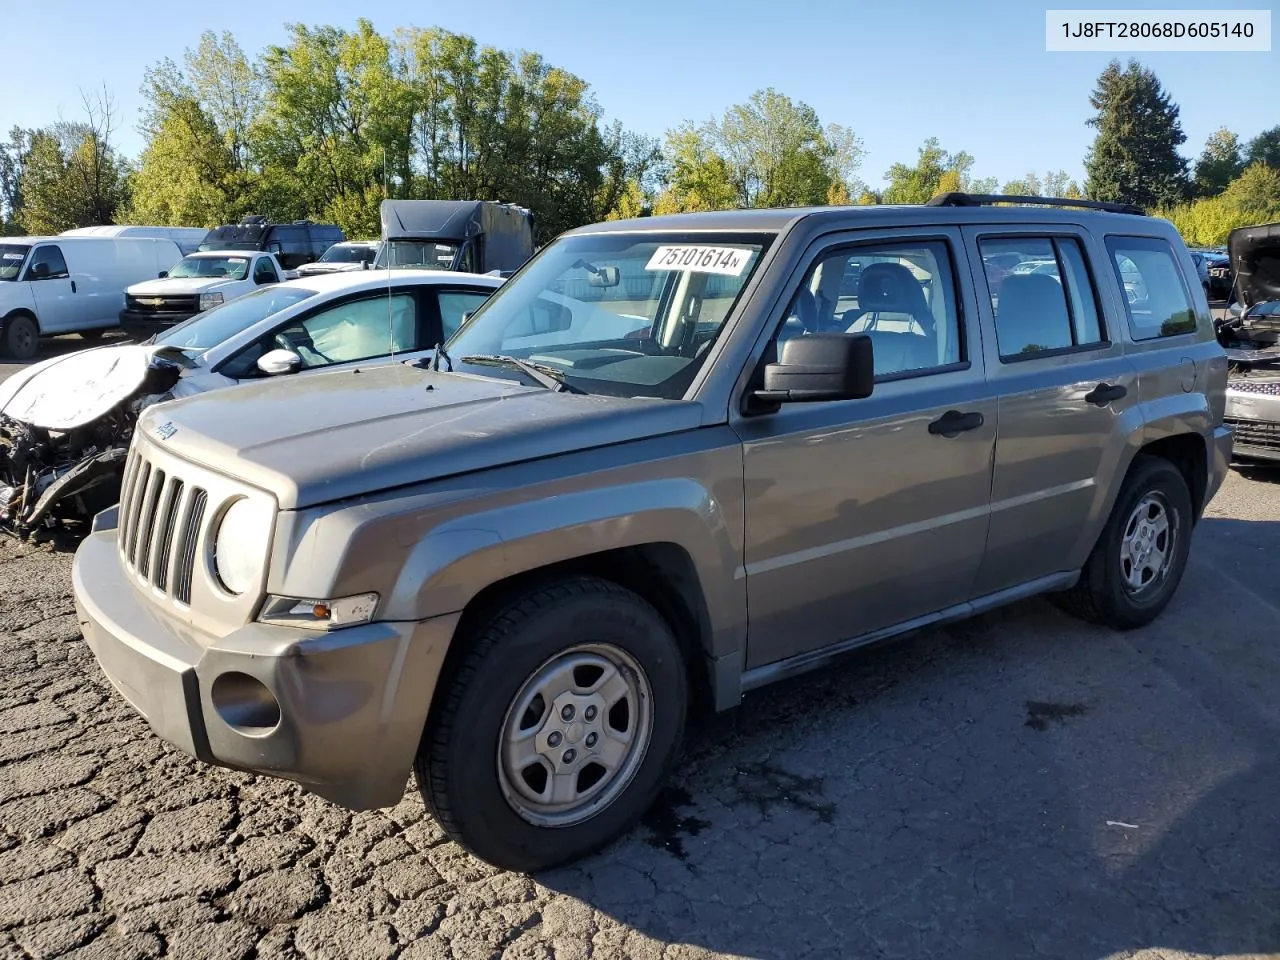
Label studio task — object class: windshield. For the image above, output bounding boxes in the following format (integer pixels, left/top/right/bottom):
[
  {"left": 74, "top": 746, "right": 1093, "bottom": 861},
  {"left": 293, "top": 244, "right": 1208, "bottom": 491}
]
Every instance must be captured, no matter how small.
[
  {"left": 374, "top": 240, "right": 459, "bottom": 271},
  {"left": 320, "top": 244, "right": 377, "bottom": 264},
  {"left": 153, "top": 285, "right": 318, "bottom": 351},
  {"left": 168, "top": 255, "right": 251, "bottom": 280},
  {"left": 0, "top": 244, "right": 30, "bottom": 280},
  {"left": 444, "top": 232, "right": 771, "bottom": 399}
]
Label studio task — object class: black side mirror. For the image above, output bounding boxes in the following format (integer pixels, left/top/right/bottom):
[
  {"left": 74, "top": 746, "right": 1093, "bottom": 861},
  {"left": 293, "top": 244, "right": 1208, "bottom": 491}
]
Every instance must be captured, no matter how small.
[
  {"left": 754, "top": 334, "right": 875, "bottom": 404},
  {"left": 158, "top": 270, "right": 168, "bottom": 279}
]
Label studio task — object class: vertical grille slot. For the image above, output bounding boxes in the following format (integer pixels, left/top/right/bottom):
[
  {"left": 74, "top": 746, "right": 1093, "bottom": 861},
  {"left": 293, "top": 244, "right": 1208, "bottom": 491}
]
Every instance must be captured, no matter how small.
[
  {"left": 174, "top": 488, "right": 207, "bottom": 605},
  {"left": 134, "top": 470, "right": 165, "bottom": 578},
  {"left": 151, "top": 479, "right": 184, "bottom": 591},
  {"left": 124, "top": 461, "right": 153, "bottom": 566},
  {"left": 116, "top": 451, "right": 140, "bottom": 559}
]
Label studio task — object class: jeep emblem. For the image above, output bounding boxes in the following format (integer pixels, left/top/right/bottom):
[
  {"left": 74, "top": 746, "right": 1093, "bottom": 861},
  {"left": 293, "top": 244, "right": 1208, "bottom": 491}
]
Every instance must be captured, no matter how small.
[{"left": 154, "top": 422, "right": 177, "bottom": 440}]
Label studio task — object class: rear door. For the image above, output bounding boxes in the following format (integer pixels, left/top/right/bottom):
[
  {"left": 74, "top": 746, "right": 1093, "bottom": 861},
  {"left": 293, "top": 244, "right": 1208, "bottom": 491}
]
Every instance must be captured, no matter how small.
[
  {"left": 23, "top": 244, "right": 79, "bottom": 332},
  {"left": 736, "top": 227, "right": 996, "bottom": 668},
  {"left": 963, "top": 225, "right": 1139, "bottom": 595}
]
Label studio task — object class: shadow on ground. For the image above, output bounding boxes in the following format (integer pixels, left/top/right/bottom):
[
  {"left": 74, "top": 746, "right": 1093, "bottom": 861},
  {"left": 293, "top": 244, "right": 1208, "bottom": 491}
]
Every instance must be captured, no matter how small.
[{"left": 535, "top": 519, "right": 1280, "bottom": 959}]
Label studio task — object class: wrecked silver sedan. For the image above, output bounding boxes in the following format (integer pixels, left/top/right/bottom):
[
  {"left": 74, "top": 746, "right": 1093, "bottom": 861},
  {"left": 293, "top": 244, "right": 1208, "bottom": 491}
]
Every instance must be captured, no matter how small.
[{"left": 1, "top": 269, "right": 502, "bottom": 534}]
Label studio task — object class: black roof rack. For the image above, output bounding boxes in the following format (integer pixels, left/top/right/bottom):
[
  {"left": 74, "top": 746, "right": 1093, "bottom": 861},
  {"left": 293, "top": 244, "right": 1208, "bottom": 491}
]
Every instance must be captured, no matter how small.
[{"left": 926, "top": 192, "right": 1146, "bottom": 216}]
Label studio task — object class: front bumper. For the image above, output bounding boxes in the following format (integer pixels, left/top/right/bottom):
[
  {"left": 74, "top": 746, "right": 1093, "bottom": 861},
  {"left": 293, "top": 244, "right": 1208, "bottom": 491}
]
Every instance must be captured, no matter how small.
[
  {"left": 1224, "top": 384, "right": 1280, "bottom": 462},
  {"left": 119, "top": 309, "right": 196, "bottom": 339},
  {"left": 73, "top": 527, "right": 460, "bottom": 809}
]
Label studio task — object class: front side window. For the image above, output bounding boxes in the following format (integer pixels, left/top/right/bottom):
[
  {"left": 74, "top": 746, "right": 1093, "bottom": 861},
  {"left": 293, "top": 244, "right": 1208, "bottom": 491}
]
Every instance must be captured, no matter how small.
[
  {"left": 978, "top": 237, "right": 1106, "bottom": 359},
  {"left": 24, "top": 245, "right": 68, "bottom": 281},
  {"left": 168, "top": 255, "right": 251, "bottom": 281},
  {"left": 438, "top": 290, "right": 493, "bottom": 340},
  {"left": 154, "top": 285, "right": 318, "bottom": 351},
  {"left": 0, "top": 244, "right": 30, "bottom": 280},
  {"left": 253, "top": 257, "right": 278, "bottom": 283},
  {"left": 272, "top": 293, "right": 419, "bottom": 369},
  {"left": 444, "top": 232, "right": 771, "bottom": 399},
  {"left": 776, "top": 239, "right": 962, "bottom": 379},
  {"left": 1106, "top": 236, "right": 1197, "bottom": 340}
]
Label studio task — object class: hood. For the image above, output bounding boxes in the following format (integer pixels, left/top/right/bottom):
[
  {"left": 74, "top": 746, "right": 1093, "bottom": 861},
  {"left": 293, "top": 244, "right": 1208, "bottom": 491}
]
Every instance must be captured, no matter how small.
[
  {"left": 128, "top": 276, "right": 241, "bottom": 296},
  {"left": 138, "top": 362, "right": 703, "bottom": 510},
  {"left": 1227, "top": 222, "right": 1280, "bottom": 308},
  {"left": 0, "top": 344, "right": 184, "bottom": 430}
]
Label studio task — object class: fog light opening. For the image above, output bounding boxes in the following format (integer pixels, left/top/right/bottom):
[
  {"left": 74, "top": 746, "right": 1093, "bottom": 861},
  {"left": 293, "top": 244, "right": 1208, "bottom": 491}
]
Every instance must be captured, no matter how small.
[{"left": 211, "top": 672, "right": 281, "bottom": 736}]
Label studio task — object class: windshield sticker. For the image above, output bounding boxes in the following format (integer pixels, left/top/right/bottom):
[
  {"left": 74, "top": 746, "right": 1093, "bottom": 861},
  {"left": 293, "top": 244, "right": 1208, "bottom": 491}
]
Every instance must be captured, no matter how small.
[
  {"left": 645, "top": 245, "right": 753, "bottom": 276},
  {"left": 2, "top": 253, "right": 23, "bottom": 260}
]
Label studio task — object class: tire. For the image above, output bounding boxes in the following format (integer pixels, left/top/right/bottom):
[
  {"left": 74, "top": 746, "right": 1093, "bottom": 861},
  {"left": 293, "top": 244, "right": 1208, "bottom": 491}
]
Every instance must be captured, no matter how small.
[
  {"left": 415, "top": 577, "right": 687, "bottom": 872},
  {"left": 1055, "top": 456, "right": 1194, "bottom": 630},
  {"left": 2, "top": 313, "right": 39, "bottom": 361},
  {"left": 78, "top": 328, "right": 105, "bottom": 341}
]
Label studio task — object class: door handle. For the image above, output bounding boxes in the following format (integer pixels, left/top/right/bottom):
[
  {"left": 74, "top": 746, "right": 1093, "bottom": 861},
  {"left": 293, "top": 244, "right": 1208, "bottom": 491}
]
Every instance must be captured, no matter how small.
[
  {"left": 928, "top": 410, "right": 985, "bottom": 437},
  {"left": 70, "top": 280, "right": 76, "bottom": 293},
  {"left": 1084, "top": 382, "right": 1127, "bottom": 406}
]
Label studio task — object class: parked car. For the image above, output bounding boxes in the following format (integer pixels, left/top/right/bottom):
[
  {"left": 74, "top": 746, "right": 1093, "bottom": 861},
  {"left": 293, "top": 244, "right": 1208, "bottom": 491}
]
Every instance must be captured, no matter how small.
[
  {"left": 119, "top": 250, "right": 286, "bottom": 339},
  {"left": 1189, "top": 249, "right": 1233, "bottom": 301},
  {"left": 0, "top": 236, "right": 183, "bottom": 359},
  {"left": 294, "top": 240, "right": 381, "bottom": 277},
  {"left": 0, "top": 269, "right": 502, "bottom": 535},
  {"left": 1220, "top": 222, "right": 1280, "bottom": 461},
  {"left": 72, "top": 194, "right": 1230, "bottom": 872},
  {"left": 377, "top": 199, "right": 534, "bottom": 276},
  {"left": 198, "top": 217, "right": 345, "bottom": 273},
  {"left": 61, "top": 225, "right": 210, "bottom": 255}
]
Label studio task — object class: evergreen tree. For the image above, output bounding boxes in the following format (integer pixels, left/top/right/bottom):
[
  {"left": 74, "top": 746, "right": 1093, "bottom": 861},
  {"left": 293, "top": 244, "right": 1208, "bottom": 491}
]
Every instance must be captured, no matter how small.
[{"left": 1084, "top": 59, "right": 1189, "bottom": 208}]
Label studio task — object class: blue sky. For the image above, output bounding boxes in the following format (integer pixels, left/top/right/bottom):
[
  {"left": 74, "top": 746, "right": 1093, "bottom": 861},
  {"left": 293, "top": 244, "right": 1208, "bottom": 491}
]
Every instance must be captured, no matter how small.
[{"left": 1, "top": 0, "right": 1274, "bottom": 190}]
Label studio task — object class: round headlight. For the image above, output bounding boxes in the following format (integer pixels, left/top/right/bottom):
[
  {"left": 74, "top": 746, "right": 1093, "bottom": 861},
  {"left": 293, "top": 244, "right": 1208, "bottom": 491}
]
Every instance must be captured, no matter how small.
[{"left": 213, "top": 497, "right": 272, "bottom": 595}]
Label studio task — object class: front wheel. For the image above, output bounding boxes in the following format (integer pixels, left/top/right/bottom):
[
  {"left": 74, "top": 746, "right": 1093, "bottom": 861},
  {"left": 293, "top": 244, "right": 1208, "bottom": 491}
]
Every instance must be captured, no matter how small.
[
  {"left": 416, "top": 577, "right": 688, "bottom": 872},
  {"left": 2, "top": 313, "right": 39, "bottom": 360},
  {"left": 1055, "top": 457, "right": 1194, "bottom": 630}
]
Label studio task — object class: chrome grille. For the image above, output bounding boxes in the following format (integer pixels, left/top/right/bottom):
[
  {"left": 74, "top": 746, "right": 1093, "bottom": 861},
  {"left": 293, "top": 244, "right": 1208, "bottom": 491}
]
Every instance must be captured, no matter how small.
[
  {"left": 1225, "top": 417, "right": 1280, "bottom": 451},
  {"left": 1230, "top": 378, "right": 1280, "bottom": 397},
  {"left": 118, "top": 446, "right": 208, "bottom": 604}
]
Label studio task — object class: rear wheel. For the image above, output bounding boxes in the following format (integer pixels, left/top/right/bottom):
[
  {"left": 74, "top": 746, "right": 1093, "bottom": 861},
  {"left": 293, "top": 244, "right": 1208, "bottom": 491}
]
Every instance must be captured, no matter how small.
[
  {"left": 1055, "top": 456, "right": 1193, "bottom": 630},
  {"left": 415, "top": 577, "right": 687, "bottom": 872},
  {"left": 2, "top": 313, "right": 39, "bottom": 361}
]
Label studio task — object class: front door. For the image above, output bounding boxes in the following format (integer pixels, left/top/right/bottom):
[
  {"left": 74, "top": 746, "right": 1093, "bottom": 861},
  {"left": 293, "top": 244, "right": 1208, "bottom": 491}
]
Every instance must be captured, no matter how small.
[
  {"left": 963, "top": 226, "right": 1140, "bottom": 596},
  {"left": 735, "top": 229, "right": 996, "bottom": 669},
  {"left": 24, "top": 244, "right": 78, "bottom": 333}
]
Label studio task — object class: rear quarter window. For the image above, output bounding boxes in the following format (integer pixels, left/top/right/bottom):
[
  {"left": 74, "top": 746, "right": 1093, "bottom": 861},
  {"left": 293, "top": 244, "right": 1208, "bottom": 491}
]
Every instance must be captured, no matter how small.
[{"left": 1104, "top": 236, "right": 1197, "bottom": 340}]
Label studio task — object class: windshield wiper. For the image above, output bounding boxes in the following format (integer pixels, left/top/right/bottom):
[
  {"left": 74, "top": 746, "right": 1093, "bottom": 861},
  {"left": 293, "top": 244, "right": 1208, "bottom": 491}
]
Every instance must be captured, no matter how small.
[{"left": 458, "top": 354, "right": 585, "bottom": 394}]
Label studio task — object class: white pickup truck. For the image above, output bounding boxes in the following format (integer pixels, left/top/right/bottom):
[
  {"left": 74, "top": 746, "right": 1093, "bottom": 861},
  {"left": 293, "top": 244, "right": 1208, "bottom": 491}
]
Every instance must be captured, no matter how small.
[{"left": 119, "top": 250, "right": 285, "bottom": 339}]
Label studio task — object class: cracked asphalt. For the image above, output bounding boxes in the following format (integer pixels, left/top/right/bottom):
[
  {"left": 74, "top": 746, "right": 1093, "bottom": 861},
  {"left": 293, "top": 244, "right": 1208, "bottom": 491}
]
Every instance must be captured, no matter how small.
[{"left": 2, "top": 337, "right": 1280, "bottom": 960}]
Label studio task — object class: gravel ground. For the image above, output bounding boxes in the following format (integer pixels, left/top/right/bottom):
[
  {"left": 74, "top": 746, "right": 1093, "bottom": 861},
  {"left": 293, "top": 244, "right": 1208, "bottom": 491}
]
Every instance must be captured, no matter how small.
[
  {"left": 2, "top": 321, "right": 1280, "bottom": 960},
  {"left": 1, "top": 468, "right": 1278, "bottom": 960}
]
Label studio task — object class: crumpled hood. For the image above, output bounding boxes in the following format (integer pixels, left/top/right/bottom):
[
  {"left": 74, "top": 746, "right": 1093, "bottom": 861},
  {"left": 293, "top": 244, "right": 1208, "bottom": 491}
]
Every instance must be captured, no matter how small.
[
  {"left": 137, "top": 362, "right": 703, "bottom": 509},
  {"left": 0, "top": 344, "right": 179, "bottom": 429},
  {"left": 128, "top": 276, "right": 241, "bottom": 296},
  {"left": 296, "top": 262, "right": 361, "bottom": 275},
  {"left": 1228, "top": 222, "right": 1280, "bottom": 308}
]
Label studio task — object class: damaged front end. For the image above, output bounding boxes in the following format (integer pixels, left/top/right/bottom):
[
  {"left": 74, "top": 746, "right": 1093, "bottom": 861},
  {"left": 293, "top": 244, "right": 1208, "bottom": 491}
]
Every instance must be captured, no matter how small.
[{"left": 0, "top": 348, "right": 184, "bottom": 536}]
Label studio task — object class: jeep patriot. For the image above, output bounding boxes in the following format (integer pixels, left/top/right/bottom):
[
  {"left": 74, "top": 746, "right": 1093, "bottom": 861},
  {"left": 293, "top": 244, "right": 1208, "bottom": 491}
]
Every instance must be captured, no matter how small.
[{"left": 73, "top": 194, "right": 1233, "bottom": 871}]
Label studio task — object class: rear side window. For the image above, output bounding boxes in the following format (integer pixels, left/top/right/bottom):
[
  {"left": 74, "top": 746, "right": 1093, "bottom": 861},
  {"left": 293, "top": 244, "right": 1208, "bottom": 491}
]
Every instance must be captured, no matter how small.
[
  {"left": 1105, "top": 236, "right": 1196, "bottom": 340},
  {"left": 978, "top": 237, "right": 1105, "bottom": 360}
]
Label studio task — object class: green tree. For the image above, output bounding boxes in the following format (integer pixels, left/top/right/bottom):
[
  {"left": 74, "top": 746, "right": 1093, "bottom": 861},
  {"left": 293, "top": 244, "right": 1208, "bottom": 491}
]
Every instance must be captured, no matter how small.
[
  {"left": 1245, "top": 126, "right": 1280, "bottom": 169},
  {"left": 653, "top": 89, "right": 862, "bottom": 214},
  {"left": 0, "top": 127, "right": 30, "bottom": 232},
  {"left": 1158, "top": 162, "right": 1280, "bottom": 246},
  {"left": 883, "top": 138, "right": 973, "bottom": 204},
  {"left": 122, "top": 97, "right": 234, "bottom": 226},
  {"left": 1084, "top": 59, "right": 1189, "bottom": 208},
  {"left": 1193, "top": 127, "right": 1243, "bottom": 197},
  {"left": 18, "top": 94, "right": 128, "bottom": 235}
]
